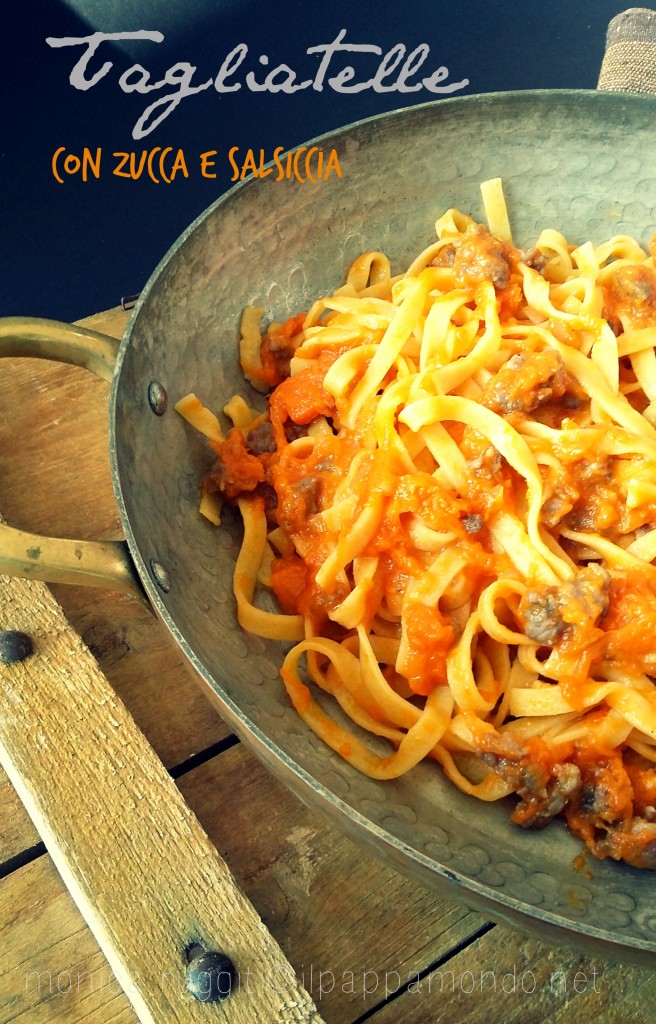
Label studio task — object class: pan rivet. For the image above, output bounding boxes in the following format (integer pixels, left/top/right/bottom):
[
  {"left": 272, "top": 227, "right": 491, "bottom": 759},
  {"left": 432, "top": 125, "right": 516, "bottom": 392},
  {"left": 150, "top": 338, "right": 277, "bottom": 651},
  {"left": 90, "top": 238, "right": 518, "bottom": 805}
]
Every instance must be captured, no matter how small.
[
  {"left": 0, "top": 630, "right": 34, "bottom": 665},
  {"left": 147, "top": 380, "right": 168, "bottom": 416},
  {"left": 186, "top": 947, "right": 236, "bottom": 1003},
  {"left": 149, "top": 560, "right": 171, "bottom": 593}
]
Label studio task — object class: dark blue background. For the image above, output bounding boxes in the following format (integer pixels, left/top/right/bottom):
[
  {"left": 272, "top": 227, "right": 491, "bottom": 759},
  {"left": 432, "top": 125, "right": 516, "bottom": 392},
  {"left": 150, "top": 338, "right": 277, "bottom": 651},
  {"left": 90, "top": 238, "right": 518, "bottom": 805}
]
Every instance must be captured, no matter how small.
[{"left": 4, "top": 1, "right": 654, "bottom": 321}]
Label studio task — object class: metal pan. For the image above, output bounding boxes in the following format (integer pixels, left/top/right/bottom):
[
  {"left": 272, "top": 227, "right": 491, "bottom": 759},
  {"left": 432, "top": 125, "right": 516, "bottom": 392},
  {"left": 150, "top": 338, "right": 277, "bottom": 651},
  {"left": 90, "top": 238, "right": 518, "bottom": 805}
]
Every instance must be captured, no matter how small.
[{"left": 3, "top": 90, "right": 656, "bottom": 964}]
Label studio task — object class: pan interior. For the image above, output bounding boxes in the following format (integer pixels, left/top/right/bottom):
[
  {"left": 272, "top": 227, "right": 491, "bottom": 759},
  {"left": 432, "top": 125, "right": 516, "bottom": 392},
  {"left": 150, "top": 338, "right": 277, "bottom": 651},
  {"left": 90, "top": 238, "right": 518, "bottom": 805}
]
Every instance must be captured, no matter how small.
[{"left": 110, "top": 90, "right": 656, "bottom": 957}]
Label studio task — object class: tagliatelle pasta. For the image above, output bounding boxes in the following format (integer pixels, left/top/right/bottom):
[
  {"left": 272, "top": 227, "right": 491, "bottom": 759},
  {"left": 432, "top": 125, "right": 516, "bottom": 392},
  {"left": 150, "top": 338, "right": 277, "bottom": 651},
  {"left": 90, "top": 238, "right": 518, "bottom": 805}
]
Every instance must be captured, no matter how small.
[{"left": 177, "top": 179, "right": 656, "bottom": 869}]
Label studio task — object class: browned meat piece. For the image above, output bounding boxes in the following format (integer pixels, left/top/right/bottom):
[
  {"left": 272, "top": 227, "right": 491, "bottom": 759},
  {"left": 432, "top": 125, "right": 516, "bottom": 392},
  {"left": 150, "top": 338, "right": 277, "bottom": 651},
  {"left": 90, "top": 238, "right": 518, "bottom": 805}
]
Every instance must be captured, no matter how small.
[
  {"left": 513, "top": 762, "right": 582, "bottom": 829},
  {"left": 520, "top": 247, "right": 547, "bottom": 273},
  {"left": 563, "top": 753, "right": 656, "bottom": 869},
  {"left": 557, "top": 563, "right": 611, "bottom": 623},
  {"left": 430, "top": 224, "right": 518, "bottom": 290},
  {"left": 595, "top": 819, "right": 656, "bottom": 870},
  {"left": 262, "top": 332, "right": 295, "bottom": 376},
  {"left": 204, "top": 428, "right": 266, "bottom": 500},
  {"left": 559, "top": 457, "right": 619, "bottom": 534},
  {"left": 519, "top": 564, "right": 611, "bottom": 647},
  {"left": 274, "top": 472, "right": 324, "bottom": 533},
  {"left": 453, "top": 224, "right": 513, "bottom": 290},
  {"left": 520, "top": 589, "right": 565, "bottom": 646},
  {"left": 295, "top": 476, "right": 322, "bottom": 517},
  {"left": 260, "top": 483, "right": 279, "bottom": 526},
  {"left": 605, "top": 263, "right": 656, "bottom": 329},
  {"left": 467, "top": 443, "right": 504, "bottom": 478},
  {"left": 259, "top": 315, "right": 305, "bottom": 383},
  {"left": 461, "top": 513, "right": 484, "bottom": 534},
  {"left": 246, "top": 418, "right": 276, "bottom": 455},
  {"left": 541, "top": 492, "right": 575, "bottom": 528},
  {"left": 460, "top": 423, "right": 506, "bottom": 482},
  {"left": 431, "top": 243, "right": 456, "bottom": 267},
  {"left": 480, "top": 751, "right": 546, "bottom": 800},
  {"left": 283, "top": 420, "right": 309, "bottom": 443},
  {"left": 625, "top": 751, "right": 656, "bottom": 819},
  {"left": 480, "top": 729, "right": 656, "bottom": 869},
  {"left": 577, "top": 756, "right": 633, "bottom": 824},
  {"left": 481, "top": 349, "right": 570, "bottom": 416},
  {"left": 481, "top": 750, "right": 582, "bottom": 829}
]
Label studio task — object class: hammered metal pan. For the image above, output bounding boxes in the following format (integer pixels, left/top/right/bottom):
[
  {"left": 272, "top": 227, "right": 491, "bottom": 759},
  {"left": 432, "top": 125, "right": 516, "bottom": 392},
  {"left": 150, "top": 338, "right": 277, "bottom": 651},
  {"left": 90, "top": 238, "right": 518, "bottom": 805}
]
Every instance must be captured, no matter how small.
[{"left": 2, "top": 90, "right": 656, "bottom": 964}]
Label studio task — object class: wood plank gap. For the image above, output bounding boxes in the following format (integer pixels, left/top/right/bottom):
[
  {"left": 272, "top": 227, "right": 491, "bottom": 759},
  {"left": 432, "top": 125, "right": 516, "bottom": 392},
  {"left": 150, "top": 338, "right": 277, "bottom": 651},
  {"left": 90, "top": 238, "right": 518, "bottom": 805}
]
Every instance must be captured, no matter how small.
[
  {"left": 0, "top": 735, "right": 241, "bottom": 880},
  {"left": 0, "top": 574, "right": 325, "bottom": 1022},
  {"left": 0, "top": 841, "right": 46, "bottom": 881},
  {"left": 348, "top": 921, "right": 497, "bottom": 1024},
  {"left": 168, "top": 733, "right": 240, "bottom": 780}
]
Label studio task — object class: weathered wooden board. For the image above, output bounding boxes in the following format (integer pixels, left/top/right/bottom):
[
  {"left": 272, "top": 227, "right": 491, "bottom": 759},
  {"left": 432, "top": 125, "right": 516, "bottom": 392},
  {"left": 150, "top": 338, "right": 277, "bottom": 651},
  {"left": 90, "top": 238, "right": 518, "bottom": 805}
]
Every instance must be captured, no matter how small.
[
  {"left": 178, "top": 745, "right": 485, "bottom": 1020},
  {"left": 0, "top": 308, "right": 230, "bottom": 866},
  {"left": 0, "top": 572, "right": 324, "bottom": 1023},
  {"left": 370, "top": 929, "right": 656, "bottom": 1024}
]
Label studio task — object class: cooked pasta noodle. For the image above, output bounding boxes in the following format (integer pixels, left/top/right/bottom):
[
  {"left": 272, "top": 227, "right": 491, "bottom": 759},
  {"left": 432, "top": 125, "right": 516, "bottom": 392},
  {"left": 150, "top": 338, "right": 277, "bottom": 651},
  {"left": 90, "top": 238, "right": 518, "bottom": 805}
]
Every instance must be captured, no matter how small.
[{"left": 177, "top": 181, "right": 656, "bottom": 869}]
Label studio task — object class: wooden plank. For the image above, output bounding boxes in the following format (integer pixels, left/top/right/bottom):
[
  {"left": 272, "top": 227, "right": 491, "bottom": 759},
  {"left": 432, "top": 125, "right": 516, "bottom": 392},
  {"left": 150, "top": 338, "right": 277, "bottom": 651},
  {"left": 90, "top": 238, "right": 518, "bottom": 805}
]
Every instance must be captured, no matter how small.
[
  {"left": 0, "top": 749, "right": 483, "bottom": 1024},
  {"left": 0, "top": 308, "right": 231, "bottom": 866},
  {"left": 0, "top": 580, "right": 232, "bottom": 868},
  {"left": 0, "top": 305, "right": 231, "bottom": 761},
  {"left": 0, "top": 769, "right": 41, "bottom": 862},
  {"left": 6, "top": 851, "right": 656, "bottom": 1024},
  {"left": 370, "top": 928, "right": 656, "bottom": 1023},
  {"left": 11, "top": 736, "right": 656, "bottom": 1024},
  {"left": 0, "top": 573, "right": 323, "bottom": 1024},
  {"left": 47, "top": 584, "right": 231, "bottom": 767},
  {"left": 177, "top": 746, "right": 485, "bottom": 1020},
  {"left": 0, "top": 858, "right": 137, "bottom": 1024}
]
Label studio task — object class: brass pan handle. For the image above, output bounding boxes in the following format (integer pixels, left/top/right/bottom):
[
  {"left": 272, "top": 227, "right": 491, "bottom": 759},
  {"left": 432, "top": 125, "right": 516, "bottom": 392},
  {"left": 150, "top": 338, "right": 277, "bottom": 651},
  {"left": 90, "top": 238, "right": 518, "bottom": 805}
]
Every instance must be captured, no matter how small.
[{"left": 0, "top": 316, "right": 145, "bottom": 601}]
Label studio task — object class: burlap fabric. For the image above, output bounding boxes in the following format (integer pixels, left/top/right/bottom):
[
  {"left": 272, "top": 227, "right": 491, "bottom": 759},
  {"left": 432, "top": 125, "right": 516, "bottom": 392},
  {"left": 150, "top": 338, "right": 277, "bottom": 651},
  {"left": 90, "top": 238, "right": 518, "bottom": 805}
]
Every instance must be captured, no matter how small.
[{"left": 598, "top": 7, "right": 656, "bottom": 93}]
